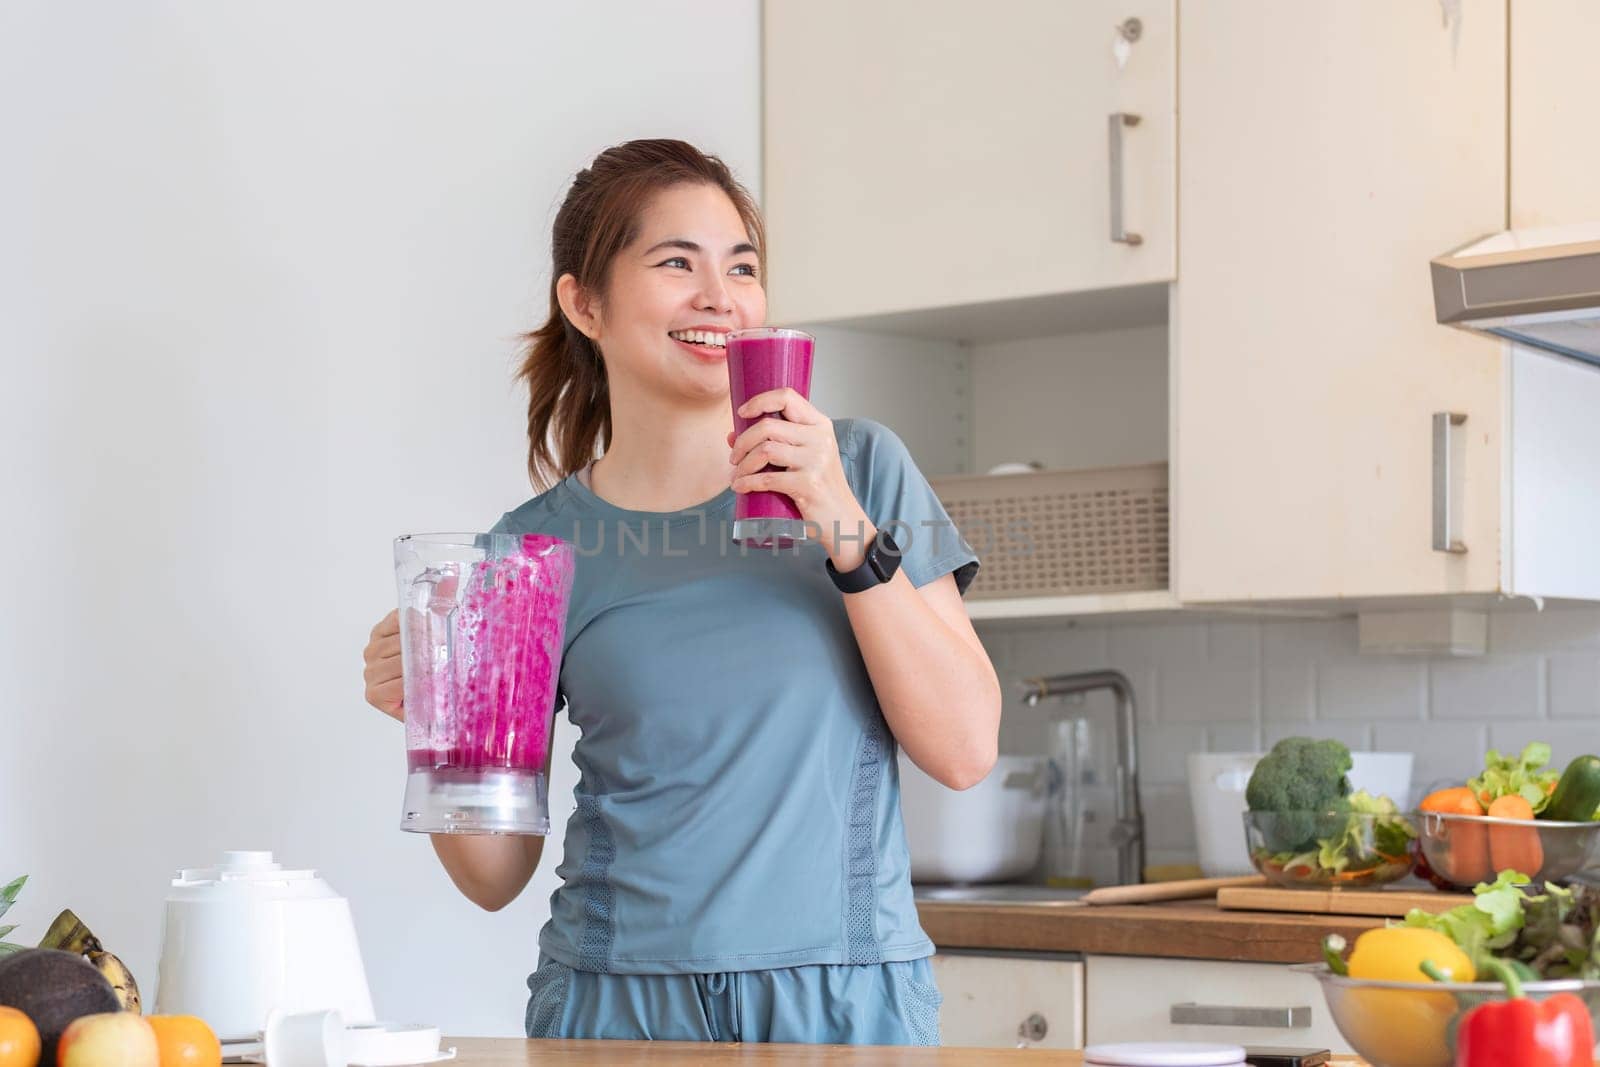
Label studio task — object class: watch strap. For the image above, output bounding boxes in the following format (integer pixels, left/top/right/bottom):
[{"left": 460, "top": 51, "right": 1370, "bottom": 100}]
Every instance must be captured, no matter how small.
[{"left": 826, "top": 530, "right": 902, "bottom": 593}]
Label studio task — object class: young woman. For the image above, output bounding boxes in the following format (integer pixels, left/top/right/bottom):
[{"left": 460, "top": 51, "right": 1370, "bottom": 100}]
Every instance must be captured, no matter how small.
[{"left": 361, "top": 139, "right": 1000, "bottom": 1045}]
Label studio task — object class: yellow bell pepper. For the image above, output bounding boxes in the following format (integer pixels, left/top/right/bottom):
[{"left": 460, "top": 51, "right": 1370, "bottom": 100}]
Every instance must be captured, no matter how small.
[
  {"left": 1347, "top": 926, "right": 1475, "bottom": 983},
  {"left": 1336, "top": 927, "right": 1474, "bottom": 1067}
]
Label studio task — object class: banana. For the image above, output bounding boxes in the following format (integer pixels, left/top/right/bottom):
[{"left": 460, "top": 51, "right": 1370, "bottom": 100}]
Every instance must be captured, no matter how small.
[
  {"left": 38, "top": 909, "right": 141, "bottom": 1013},
  {"left": 39, "top": 908, "right": 101, "bottom": 955},
  {"left": 88, "top": 949, "right": 142, "bottom": 1013}
]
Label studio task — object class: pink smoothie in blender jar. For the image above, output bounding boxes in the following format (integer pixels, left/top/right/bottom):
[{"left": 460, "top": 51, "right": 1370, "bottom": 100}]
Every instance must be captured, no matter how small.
[
  {"left": 726, "top": 327, "right": 815, "bottom": 547},
  {"left": 393, "top": 532, "right": 575, "bottom": 834}
]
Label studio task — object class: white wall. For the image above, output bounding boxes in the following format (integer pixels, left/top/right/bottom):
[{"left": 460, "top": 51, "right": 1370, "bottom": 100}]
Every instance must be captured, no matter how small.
[{"left": 0, "top": 0, "right": 758, "bottom": 1037}]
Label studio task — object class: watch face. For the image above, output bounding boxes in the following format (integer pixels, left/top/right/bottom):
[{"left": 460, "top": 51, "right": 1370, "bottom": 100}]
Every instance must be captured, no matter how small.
[
  {"left": 868, "top": 551, "right": 891, "bottom": 584},
  {"left": 869, "top": 531, "right": 901, "bottom": 583}
]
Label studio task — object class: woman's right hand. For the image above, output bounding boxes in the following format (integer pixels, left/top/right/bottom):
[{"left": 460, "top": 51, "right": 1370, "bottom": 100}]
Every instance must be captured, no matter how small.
[{"left": 363, "top": 609, "right": 404, "bottom": 721}]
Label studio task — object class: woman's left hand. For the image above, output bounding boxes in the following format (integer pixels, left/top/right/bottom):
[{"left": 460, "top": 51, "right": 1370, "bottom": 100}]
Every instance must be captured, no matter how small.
[{"left": 727, "top": 389, "right": 870, "bottom": 560}]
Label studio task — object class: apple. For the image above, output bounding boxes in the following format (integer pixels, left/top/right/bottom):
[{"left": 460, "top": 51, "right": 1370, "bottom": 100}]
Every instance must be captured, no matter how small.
[{"left": 56, "top": 1013, "right": 157, "bottom": 1067}]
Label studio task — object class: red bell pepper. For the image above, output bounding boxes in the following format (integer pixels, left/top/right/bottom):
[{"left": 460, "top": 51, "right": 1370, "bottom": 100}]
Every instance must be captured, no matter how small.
[{"left": 1454, "top": 957, "right": 1595, "bottom": 1067}]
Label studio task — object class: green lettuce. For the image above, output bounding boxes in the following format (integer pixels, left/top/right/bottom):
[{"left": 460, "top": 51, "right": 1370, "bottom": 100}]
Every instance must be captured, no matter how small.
[
  {"left": 1267, "top": 790, "right": 1416, "bottom": 878},
  {"left": 1469, "top": 742, "right": 1560, "bottom": 813},
  {"left": 1402, "top": 870, "right": 1535, "bottom": 972}
]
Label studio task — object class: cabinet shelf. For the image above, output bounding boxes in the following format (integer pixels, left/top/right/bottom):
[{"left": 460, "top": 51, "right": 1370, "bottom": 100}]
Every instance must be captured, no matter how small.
[
  {"left": 799, "top": 282, "right": 1169, "bottom": 347},
  {"left": 966, "top": 589, "right": 1180, "bottom": 622}
]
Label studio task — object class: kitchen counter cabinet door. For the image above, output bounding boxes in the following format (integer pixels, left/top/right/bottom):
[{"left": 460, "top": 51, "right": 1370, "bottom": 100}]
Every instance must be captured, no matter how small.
[
  {"left": 762, "top": 0, "right": 1175, "bottom": 327},
  {"left": 932, "top": 951, "right": 1085, "bottom": 1050},
  {"left": 1511, "top": 0, "right": 1600, "bottom": 229},
  {"left": 1174, "top": 1, "right": 1508, "bottom": 602},
  {"left": 1085, "top": 955, "right": 1347, "bottom": 1051}
]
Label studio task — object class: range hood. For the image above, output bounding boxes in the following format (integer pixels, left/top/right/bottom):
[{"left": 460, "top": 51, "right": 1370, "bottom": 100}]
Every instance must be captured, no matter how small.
[{"left": 1432, "top": 222, "right": 1600, "bottom": 367}]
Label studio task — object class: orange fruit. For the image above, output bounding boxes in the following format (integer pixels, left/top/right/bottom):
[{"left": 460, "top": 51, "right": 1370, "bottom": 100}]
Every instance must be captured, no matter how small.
[
  {"left": 146, "top": 1017, "right": 219, "bottom": 1067},
  {"left": 0, "top": 1006, "right": 41, "bottom": 1067}
]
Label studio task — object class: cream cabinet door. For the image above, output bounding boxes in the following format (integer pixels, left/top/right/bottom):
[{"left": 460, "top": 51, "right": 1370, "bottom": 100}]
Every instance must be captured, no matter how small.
[
  {"left": 763, "top": 0, "right": 1175, "bottom": 326},
  {"left": 1085, "top": 955, "right": 1347, "bottom": 1052},
  {"left": 1511, "top": 0, "right": 1600, "bottom": 228},
  {"left": 931, "top": 951, "right": 1084, "bottom": 1050},
  {"left": 1173, "top": 1, "right": 1507, "bottom": 602}
]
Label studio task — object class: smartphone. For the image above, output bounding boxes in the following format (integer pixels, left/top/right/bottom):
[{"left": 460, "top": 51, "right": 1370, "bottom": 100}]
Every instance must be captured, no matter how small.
[{"left": 1242, "top": 1048, "right": 1332, "bottom": 1067}]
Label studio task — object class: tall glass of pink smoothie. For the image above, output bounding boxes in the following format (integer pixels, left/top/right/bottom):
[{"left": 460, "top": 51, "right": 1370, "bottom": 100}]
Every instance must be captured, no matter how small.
[
  {"left": 726, "top": 327, "right": 816, "bottom": 547},
  {"left": 393, "top": 532, "right": 575, "bottom": 835}
]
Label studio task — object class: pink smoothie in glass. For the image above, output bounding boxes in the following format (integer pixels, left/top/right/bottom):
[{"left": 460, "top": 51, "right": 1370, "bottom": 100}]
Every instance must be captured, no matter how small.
[
  {"left": 726, "top": 327, "right": 815, "bottom": 547},
  {"left": 402, "top": 533, "right": 574, "bottom": 776}
]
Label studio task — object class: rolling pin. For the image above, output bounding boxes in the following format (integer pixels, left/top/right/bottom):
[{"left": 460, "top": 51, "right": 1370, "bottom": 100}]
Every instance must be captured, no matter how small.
[{"left": 1082, "top": 874, "right": 1268, "bottom": 905}]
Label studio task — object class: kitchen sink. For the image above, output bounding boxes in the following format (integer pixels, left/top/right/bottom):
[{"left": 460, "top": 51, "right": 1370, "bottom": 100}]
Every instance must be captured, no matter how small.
[{"left": 912, "top": 883, "right": 1089, "bottom": 905}]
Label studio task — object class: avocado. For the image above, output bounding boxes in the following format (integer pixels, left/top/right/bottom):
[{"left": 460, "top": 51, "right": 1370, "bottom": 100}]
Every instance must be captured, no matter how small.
[{"left": 0, "top": 948, "right": 122, "bottom": 1063}]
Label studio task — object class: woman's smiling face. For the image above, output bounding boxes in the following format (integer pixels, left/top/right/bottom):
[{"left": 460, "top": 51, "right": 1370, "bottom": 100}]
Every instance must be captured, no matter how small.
[{"left": 591, "top": 182, "right": 767, "bottom": 405}]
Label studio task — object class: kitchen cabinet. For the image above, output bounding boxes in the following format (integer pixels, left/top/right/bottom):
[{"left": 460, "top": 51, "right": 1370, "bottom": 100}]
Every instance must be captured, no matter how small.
[
  {"left": 770, "top": 0, "right": 1600, "bottom": 619},
  {"left": 1084, "top": 955, "right": 1348, "bottom": 1052},
  {"left": 1174, "top": 0, "right": 1600, "bottom": 606},
  {"left": 931, "top": 950, "right": 1084, "bottom": 1050},
  {"left": 1510, "top": 0, "right": 1600, "bottom": 230},
  {"left": 1172, "top": 0, "right": 1513, "bottom": 603},
  {"left": 762, "top": 0, "right": 1175, "bottom": 329}
]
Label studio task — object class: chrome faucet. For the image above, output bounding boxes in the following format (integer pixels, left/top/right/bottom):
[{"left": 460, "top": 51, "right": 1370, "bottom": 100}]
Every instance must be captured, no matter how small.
[{"left": 1019, "top": 669, "right": 1145, "bottom": 886}]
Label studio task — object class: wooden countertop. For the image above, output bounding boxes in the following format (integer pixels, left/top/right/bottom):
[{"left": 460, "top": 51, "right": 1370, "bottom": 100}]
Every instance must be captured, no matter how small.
[
  {"left": 452, "top": 1037, "right": 1370, "bottom": 1064},
  {"left": 915, "top": 898, "right": 1385, "bottom": 963}
]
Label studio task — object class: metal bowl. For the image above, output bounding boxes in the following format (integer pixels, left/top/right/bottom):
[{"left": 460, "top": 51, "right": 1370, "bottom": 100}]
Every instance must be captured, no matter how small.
[
  {"left": 1413, "top": 810, "right": 1600, "bottom": 890},
  {"left": 1293, "top": 962, "right": 1600, "bottom": 1067},
  {"left": 1243, "top": 811, "right": 1416, "bottom": 888}
]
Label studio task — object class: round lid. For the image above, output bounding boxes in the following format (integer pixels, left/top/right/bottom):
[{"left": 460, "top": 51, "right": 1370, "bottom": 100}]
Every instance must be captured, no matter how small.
[
  {"left": 167, "top": 850, "right": 336, "bottom": 900},
  {"left": 1083, "top": 1042, "right": 1248, "bottom": 1067}
]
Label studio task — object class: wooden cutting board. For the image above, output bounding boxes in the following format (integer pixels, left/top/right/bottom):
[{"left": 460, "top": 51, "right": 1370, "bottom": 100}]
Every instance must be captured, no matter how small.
[{"left": 1217, "top": 885, "right": 1473, "bottom": 917}]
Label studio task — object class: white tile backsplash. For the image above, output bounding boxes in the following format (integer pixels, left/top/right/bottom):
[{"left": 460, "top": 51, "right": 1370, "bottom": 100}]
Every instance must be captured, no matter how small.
[
  {"left": 1550, "top": 654, "right": 1600, "bottom": 719},
  {"left": 1140, "top": 724, "right": 1209, "bottom": 786},
  {"left": 1429, "top": 657, "right": 1544, "bottom": 719},
  {"left": 1316, "top": 658, "right": 1428, "bottom": 720},
  {"left": 1159, "top": 663, "right": 1258, "bottom": 723},
  {"left": 1009, "top": 623, "right": 1112, "bottom": 678},
  {"left": 1263, "top": 720, "right": 1373, "bottom": 753},
  {"left": 1485, "top": 721, "right": 1600, "bottom": 761},
  {"left": 1206, "top": 621, "right": 1263, "bottom": 669},
  {"left": 1204, "top": 723, "right": 1262, "bottom": 754},
  {"left": 1108, "top": 620, "right": 1209, "bottom": 671},
  {"left": 1263, "top": 617, "right": 1358, "bottom": 661},
  {"left": 982, "top": 607, "right": 1600, "bottom": 872},
  {"left": 1488, "top": 610, "right": 1600, "bottom": 655},
  {"left": 1142, "top": 784, "right": 1201, "bottom": 853},
  {"left": 1371, "top": 722, "right": 1489, "bottom": 801}
]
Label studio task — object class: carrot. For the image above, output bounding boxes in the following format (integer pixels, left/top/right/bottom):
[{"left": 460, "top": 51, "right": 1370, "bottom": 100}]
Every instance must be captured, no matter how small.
[
  {"left": 1487, "top": 793, "right": 1545, "bottom": 877},
  {"left": 1422, "top": 786, "right": 1485, "bottom": 815},
  {"left": 1420, "top": 787, "right": 1491, "bottom": 885}
]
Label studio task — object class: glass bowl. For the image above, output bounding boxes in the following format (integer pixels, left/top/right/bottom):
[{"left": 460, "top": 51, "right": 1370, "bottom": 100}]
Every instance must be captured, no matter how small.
[
  {"left": 1243, "top": 810, "right": 1417, "bottom": 888},
  {"left": 1293, "top": 962, "right": 1600, "bottom": 1067},
  {"left": 1413, "top": 810, "right": 1600, "bottom": 890}
]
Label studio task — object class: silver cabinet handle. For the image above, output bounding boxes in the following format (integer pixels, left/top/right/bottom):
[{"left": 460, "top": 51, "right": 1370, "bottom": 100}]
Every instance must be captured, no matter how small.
[
  {"left": 1432, "top": 411, "right": 1467, "bottom": 554},
  {"left": 1108, "top": 112, "right": 1143, "bottom": 246},
  {"left": 1170, "top": 1002, "right": 1312, "bottom": 1029}
]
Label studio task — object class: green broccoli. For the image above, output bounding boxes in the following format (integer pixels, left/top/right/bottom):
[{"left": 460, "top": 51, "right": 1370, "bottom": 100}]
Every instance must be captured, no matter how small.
[{"left": 1246, "top": 737, "right": 1354, "bottom": 851}]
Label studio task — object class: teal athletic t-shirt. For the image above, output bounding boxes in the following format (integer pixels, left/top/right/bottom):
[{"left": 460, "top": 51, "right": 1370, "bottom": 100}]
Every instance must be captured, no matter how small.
[{"left": 491, "top": 417, "right": 980, "bottom": 975}]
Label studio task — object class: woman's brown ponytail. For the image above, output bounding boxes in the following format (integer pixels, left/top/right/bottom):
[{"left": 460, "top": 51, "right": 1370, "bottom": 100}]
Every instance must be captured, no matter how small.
[{"left": 515, "top": 140, "right": 764, "bottom": 491}]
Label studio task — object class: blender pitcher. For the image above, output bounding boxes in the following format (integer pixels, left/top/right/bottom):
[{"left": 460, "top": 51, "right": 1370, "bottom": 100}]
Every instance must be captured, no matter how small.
[
  {"left": 1041, "top": 715, "right": 1099, "bottom": 888},
  {"left": 393, "top": 532, "right": 575, "bottom": 834}
]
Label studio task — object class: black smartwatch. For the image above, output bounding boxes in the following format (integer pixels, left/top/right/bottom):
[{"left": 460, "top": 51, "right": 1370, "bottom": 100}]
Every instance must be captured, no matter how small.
[{"left": 826, "top": 530, "right": 902, "bottom": 593}]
